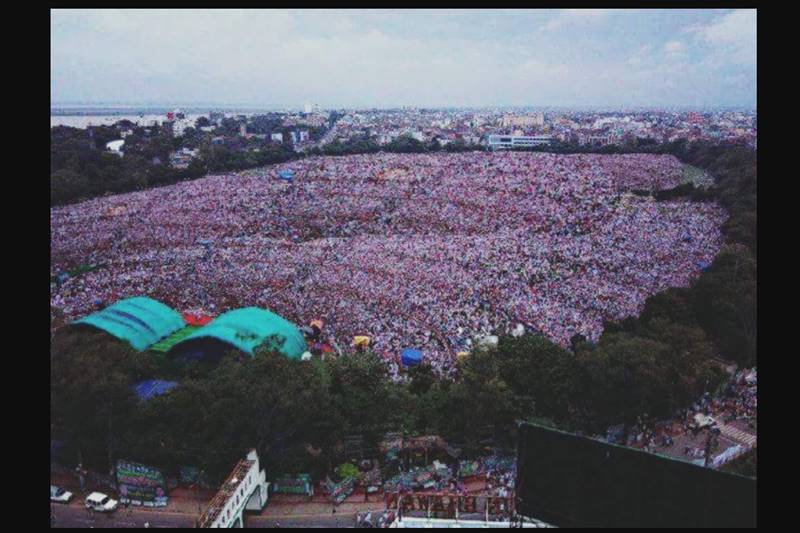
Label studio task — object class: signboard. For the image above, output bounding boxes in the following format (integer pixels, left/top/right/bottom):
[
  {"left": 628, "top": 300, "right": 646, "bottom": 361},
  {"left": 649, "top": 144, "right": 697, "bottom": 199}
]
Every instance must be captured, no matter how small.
[
  {"left": 273, "top": 474, "right": 314, "bottom": 496},
  {"left": 116, "top": 460, "right": 168, "bottom": 507},
  {"left": 325, "top": 477, "right": 354, "bottom": 505}
]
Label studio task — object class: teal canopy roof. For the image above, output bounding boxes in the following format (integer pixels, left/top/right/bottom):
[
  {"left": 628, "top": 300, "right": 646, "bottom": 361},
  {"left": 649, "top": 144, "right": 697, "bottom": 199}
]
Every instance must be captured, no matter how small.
[
  {"left": 73, "top": 296, "right": 186, "bottom": 352},
  {"left": 169, "top": 307, "right": 307, "bottom": 360}
]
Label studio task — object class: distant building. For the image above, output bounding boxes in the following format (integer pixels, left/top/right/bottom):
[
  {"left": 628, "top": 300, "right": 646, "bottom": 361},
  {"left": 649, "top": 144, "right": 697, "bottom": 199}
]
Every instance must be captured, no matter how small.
[
  {"left": 580, "top": 134, "right": 612, "bottom": 147},
  {"left": 487, "top": 134, "right": 552, "bottom": 150},
  {"left": 239, "top": 122, "right": 247, "bottom": 137},
  {"left": 271, "top": 133, "right": 284, "bottom": 143},
  {"left": 172, "top": 118, "right": 194, "bottom": 138},
  {"left": 304, "top": 103, "right": 313, "bottom": 114},
  {"left": 169, "top": 148, "right": 198, "bottom": 169},
  {"left": 501, "top": 113, "right": 544, "bottom": 128},
  {"left": 105, "top": 139, "right": 125, "bottom": 156},
  {"left": 209, "top": 111, "right": 225, "bottom": 126},
  {"left": 378, "top": 132, "right": 400, "bottom": 145}
]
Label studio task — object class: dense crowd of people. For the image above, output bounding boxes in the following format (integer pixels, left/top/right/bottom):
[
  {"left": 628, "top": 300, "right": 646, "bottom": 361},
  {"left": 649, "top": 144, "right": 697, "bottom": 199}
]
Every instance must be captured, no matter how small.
[{"left": 51, "top": 152, "right": 725, "bottom": 378}]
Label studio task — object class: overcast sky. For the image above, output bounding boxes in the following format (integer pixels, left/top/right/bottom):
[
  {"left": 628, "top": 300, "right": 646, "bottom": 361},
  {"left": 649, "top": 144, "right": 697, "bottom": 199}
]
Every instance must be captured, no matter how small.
[{"left": 51, "top": 9, "right": 756, "bottom": 109}]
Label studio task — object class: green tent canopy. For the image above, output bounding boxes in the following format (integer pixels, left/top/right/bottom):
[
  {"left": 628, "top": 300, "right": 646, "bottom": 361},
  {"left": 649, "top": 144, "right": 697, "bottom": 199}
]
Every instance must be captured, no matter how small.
[
  {"left": 72, "top": 296, "right": 186, "bottom": 352},
  {"left": 149, "top": 325, "right": 202, "bottom": 353},
  {"left": 167, "top": 307, "right": 307, "bottom": 361}
]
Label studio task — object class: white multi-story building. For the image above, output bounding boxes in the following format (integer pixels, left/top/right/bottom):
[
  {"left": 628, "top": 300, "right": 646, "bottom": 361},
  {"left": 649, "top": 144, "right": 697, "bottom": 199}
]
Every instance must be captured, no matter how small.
[
  {"left": 198, "top": 449, "right": 269, "bottom": 528},
  {"left": 486, "top": 134, "right": 552, "bottom": 150}
]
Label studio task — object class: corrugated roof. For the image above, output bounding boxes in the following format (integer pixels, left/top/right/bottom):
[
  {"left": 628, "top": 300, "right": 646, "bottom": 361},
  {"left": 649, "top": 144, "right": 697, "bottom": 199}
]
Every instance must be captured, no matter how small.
[
  {"left": 149, "top": 325, "right": 202, "bottom": 353},
  {"left": 73, "top": 296, "right": 186, "bottom": 352},
  {"left": 169, "top": 307, "right": 307, "bottom": 360}
]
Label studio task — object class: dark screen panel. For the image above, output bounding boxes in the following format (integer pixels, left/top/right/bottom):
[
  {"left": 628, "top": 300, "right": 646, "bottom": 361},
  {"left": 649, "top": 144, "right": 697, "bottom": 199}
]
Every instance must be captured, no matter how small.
[{"left": 515, "top": 422, "right": 756, "bottom": 527}]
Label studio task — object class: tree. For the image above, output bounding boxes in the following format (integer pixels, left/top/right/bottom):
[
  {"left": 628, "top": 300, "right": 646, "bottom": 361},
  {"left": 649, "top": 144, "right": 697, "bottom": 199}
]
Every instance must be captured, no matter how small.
[
  {"left": 326, "top": 351, "right": 399, "bottom": 448},
  {"left": 408, "top": 363, "right": 436, "bottom": 396},
  {"left": 638, "top": 287, "right": 697, "bottom": 328},
  {"left": 581, "top": 333, "right": 672, "bottom": 431},
  {"left": 51, "top": 169, "right": 90, "bottom": 205},
  {"left": 117, "top": 350, "right": 333, "bottom": 483},
  {"left": 454, "top": 347, "right": 516, "bottom": 443},
  {"left": 691, "top": 244, "right": 757, "bottom": 365},
  {"left": 493, "top": 335, "right": 583, "bottom": 424},
  {"left": 385, "top": 135, "right": 427, "bottom": 153},
  {"left": 640, "top": 318, "right": 725, "bottom": 408},
  {"left": 50, "top": 329, "right": 144, "bottom": 470}
]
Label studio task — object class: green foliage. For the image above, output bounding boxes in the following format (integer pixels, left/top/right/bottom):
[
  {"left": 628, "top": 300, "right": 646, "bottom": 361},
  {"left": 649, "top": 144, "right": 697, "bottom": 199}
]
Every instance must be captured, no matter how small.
[
  {"left": 385, "top": 135, "right": 428, "bottom": 153},
  {"left": 50, "top": 328, "right": 143, "bottom": 470},
  {"left": 336, "top": 462, "right": 360, "bottom": 480},
  {"left": 407, "top": 363, "right": 436, "bottom": 396},
  {"left": 691, "top": 245, "right": 757, "bottom": 366},
  {"left": 494, "top": 335, "right": 583, "bottom": 423},
  {"left": 321, "top": 137, "right": 380, "bottom": 156},
  {"left": 326, "top": 351, "right": 402, "bottom": 447},
  {"left": 581, "top": 333, "right": 673, "bottom": 428},
  {"left": 51, "top": 168, "right": 90, "bottom": 204}
]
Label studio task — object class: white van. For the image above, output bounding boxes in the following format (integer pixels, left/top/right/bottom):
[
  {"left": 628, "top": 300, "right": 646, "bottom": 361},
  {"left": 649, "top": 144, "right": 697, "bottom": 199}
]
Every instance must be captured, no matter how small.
[
  {"left": 85, "top": 492, "right": 119, "bottom": 512},
  {"left": 50, "top": 485, "right": 74, "bottom": 503}
]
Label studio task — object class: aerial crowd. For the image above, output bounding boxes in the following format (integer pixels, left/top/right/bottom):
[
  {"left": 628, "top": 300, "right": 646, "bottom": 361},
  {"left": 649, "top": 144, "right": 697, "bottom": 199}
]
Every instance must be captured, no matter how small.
[{"left": 51, "top": 152, "right": 726, "bottom": 379}]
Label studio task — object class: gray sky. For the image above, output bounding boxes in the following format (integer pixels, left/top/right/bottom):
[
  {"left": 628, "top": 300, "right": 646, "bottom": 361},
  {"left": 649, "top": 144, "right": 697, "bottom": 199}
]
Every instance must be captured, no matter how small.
[{"left": 51, "top": 9, "right": 756, "bottom": 109}]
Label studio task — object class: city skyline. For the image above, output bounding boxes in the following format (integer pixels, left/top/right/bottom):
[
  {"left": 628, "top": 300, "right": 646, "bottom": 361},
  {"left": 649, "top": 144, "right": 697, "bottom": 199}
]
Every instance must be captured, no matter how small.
[{"left": 51, "top": 8, "right": 757, "bottom": 110}]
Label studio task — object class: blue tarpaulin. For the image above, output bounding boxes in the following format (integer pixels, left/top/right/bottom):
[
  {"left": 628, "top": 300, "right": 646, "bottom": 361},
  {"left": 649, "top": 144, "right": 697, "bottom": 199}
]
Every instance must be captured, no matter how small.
[
  {"left": 278, "top": 170, "right": 295, "bottom": 182},
  {"left": 134, "top": 380, "right": 178, "bottom": 401},
  {"left": 698, "top": 261, "right": 711, "bottom": 272},
  {"left": 401, "top": 348, "right": 423, "bottom": 367}
]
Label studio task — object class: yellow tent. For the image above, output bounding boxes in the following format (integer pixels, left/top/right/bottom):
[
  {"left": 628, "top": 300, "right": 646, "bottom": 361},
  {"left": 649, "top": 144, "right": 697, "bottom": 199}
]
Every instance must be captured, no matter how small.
[{"left": 353, "top": 336, "right": 371, "bottom": 348}]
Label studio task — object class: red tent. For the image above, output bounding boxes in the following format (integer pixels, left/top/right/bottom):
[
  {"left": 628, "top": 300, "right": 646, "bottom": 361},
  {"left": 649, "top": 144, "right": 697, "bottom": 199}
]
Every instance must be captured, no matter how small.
[{"left": 182, "top": 313, "right": 214, "bottom": 326}]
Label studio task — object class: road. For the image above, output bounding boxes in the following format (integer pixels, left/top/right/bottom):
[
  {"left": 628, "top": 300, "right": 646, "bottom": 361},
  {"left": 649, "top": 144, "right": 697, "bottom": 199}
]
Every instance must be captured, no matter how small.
[
  {"left": 247, "top": 511, "right": 361, "bottom": 528},
  {"left": 51, "top": 503, "right": 196, "bottom": 528},
  {"left": 51, "top": 505, "right": 364, "bottom": 528}
]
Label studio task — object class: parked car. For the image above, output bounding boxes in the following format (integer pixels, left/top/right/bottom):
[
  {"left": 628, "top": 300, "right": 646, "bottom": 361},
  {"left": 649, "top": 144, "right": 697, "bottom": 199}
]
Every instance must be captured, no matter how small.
[
  {"left": 50, "top": 485, "right": 73, "bottom": 504},
  {"left": 84, "top": 492, "right": 118, "bottom": 512}
]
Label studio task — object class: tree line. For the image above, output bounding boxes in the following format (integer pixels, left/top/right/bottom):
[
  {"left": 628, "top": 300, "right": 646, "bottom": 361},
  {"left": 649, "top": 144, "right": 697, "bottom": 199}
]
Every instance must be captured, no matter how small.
[{"left": 51, "top": 123, "right": 300, "bottom": 206}]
